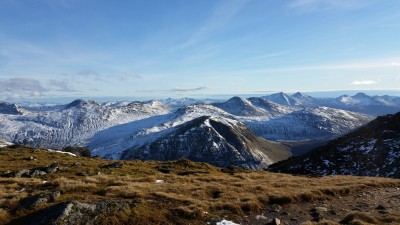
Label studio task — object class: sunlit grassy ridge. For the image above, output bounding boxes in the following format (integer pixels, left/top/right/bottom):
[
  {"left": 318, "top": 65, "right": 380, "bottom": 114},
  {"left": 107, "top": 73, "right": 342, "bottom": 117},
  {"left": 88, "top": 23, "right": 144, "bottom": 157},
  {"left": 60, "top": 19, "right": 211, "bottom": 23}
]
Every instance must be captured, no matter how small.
[{"left": 0, "top": 146, "right": 399, "bottom": 225}]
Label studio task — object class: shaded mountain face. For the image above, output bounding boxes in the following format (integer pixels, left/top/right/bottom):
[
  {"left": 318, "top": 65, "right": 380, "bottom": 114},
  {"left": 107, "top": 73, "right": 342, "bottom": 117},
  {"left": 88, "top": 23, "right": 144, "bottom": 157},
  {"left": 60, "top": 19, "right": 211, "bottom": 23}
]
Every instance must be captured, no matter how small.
[
  {"left": 121, "top": 116, "right": 291, "bottom": 169},
  {"left": 269, "top": 112, "right": 400, "bottom": 178},
  {"left": 0, "top": 102, "right": 26, "bottom": 115}
]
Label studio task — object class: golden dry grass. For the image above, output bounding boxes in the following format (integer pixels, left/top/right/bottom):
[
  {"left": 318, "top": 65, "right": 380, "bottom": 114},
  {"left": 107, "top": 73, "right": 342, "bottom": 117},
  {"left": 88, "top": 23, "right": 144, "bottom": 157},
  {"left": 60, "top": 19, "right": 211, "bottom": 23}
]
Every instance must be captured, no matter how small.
[{"left": 0, "top": 146, "right": 399, "bottom": 225}]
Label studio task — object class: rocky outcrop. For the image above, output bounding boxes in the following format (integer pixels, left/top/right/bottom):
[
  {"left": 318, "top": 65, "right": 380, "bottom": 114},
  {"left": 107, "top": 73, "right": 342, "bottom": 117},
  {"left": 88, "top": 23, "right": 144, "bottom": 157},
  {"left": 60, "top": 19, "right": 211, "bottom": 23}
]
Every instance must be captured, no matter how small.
[
  {"left": 1, "top": 163, "right": 58, "bottom": 178},
  {"left": 9, "top": 201, "right": 131, "bottom": 225}
]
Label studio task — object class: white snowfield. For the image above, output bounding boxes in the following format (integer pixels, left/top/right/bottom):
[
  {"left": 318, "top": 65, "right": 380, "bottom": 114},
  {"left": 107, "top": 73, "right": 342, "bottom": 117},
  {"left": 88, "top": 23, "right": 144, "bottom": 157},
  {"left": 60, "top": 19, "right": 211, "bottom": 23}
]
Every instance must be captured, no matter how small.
[{"left": 0, "top": 93, "right": 377, "bottom": 159}]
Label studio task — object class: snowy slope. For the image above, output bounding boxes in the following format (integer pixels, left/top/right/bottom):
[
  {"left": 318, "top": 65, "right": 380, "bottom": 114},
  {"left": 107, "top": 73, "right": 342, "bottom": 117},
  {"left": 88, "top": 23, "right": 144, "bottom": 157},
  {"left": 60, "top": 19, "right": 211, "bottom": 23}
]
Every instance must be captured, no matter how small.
[
  {"left": 269, "top": 112, "right": 400, "bottom": 178},
  {"left": 0, "top": 97, "right": 372, "bottom": 160},
  {"left": 242, "top": 106, "right": 370, "bottom": 141},
  {"left": 213, "top": 97, "right": 371, "bottom": 141},
  {"left": 263, "top": 92, "right": 298, "bottom": 106},
  {"left": 88, "top": 104, "right": 234, "bottom": 158},
  {"left": 212, "top": 97, "right": 273, "bottom": 116},
  {"left": 0, "top": 99, "right": 170, "bottom": 149},
  {"left": 321, "top": 93, "right": 400, "bottom": 116},
  {"left": 121, "top": 116, "right": 291, "bottom": 169},
  {"left": 0, "top": 102, "right": 27, "bottom": 115}
]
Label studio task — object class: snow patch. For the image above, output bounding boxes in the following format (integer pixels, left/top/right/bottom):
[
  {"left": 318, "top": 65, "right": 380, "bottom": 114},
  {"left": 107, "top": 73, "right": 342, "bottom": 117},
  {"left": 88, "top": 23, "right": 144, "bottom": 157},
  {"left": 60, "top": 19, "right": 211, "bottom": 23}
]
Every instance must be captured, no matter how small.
[
  {"left": 216, "top": 220, "right": 240, "bottom": 225},
  {"left": 47, "top": 149, "right": 77, "bottom": 156}
]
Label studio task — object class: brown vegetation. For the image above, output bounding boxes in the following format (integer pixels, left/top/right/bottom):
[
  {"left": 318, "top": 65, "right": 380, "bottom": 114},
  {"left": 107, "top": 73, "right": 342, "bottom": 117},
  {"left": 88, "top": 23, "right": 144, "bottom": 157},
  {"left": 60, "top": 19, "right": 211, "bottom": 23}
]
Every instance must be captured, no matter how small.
[{"left": 0, "top": 146, "right": 399, "bottom": 224}]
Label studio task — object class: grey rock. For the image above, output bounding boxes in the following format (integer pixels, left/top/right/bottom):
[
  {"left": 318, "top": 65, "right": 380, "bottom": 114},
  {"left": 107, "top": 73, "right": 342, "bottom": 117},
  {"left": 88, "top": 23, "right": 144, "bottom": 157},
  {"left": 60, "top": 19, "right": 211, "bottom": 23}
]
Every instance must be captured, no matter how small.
[
  {"left": 267, "top": 218, "right": 281, "bottom": 225},
  {"left": 44, "top": 163, "right": 59, "bottom": 173},
  {"left": 11, "top": 201, "right": 131, "bottom": 225},
  {"left": 50, "top": 190, "right": 61, "bottom": 202},
  {"left": 71, "top": 162, "right": 82, "bottom": 167},
  {"left": 31, "top": 170, "right": 47, "bottom": 178},
  {"left": 314, "top": 206, "right": 328, "bottom": 212},
  {"left": 15, "top": 169, "right": 32, "bottom": 178},
  {"left": 269, "top": 204, "right": 282, "bottom": 212}
]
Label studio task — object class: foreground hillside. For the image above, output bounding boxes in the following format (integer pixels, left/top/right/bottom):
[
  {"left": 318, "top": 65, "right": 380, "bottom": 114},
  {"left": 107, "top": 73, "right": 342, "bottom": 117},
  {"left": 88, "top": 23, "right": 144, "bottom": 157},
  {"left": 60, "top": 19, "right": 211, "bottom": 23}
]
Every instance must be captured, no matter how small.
[
  {"left": 0, "top": 146, "right": 399, "bottom": 225},
  {"left": 269, "top": 112, "right": 400, "bottom": 178}
]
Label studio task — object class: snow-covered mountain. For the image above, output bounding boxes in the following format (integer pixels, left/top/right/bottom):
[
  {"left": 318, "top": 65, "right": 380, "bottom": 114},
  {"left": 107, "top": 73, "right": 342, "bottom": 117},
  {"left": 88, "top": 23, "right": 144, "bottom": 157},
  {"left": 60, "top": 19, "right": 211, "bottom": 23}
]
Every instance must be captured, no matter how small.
[
  {"left": 121, "top": 116, "right": 291, "bottom": 169},
  {"left": 269, "top": 112, "right": 400, "bottom": 178},
  {"left": 0, "top": 99, "right": 170, "bottom": 148},
  {"left": 262, "top": 92, "right": 400, "bottom": 116},
  {"left": 212, "top": 97, "right": 371, "bottom": 141},
  {"left": 321, "top": 93, "right": 400, "bottom": 116},
  {"left": 0, "top": 102, "right": 27, "bottom": 115},
  {"left": 262, "top": 92, "right": 319, "bottom": 107},
  {"left": 212, "top": 97, "right": 279, "bottom": 117},
  {"left": 88, "top": 104, "right": 232, "bottom": 158},
  {"left": 0, "top": 96, "right": 372, "bottom": 161}
]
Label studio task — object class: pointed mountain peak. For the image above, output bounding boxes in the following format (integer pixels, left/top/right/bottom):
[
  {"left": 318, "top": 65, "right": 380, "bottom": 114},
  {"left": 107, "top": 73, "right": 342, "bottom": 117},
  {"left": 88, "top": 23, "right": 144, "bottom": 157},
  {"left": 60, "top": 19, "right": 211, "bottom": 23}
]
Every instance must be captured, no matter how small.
[
  {"left": 292, "top": 92, "right": 308, "bottom": 98},
  {"left": 353, "top": 92, "right": 370, "bottom": 98},
  {"left": 65, "top": 99, "right": 98, "bottom": 109}
]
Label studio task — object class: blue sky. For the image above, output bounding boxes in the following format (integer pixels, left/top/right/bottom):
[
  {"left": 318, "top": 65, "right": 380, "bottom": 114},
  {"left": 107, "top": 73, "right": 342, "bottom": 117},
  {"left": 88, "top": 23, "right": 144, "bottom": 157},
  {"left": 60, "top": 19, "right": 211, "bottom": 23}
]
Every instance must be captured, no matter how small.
[{"left": 1, "top": 0, "right": 400, "bottom": 100}]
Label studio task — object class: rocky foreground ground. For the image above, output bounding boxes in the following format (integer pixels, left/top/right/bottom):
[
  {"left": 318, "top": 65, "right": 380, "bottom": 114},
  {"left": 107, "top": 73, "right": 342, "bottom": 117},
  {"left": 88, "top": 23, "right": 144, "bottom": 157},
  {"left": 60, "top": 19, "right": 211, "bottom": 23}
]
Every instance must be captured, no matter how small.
[{"left": 0, "top": 146, "right": 399, "bottom": 225}]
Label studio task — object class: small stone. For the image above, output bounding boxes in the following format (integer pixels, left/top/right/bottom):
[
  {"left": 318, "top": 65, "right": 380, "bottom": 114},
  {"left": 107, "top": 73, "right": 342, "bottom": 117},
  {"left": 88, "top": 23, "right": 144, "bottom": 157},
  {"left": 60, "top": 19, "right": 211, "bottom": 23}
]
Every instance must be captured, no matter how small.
[
  {"left": 255, "top": 214, "right": 268, "bottom": 220},
  {"left": 71, "top": 162, "right": 82, "bottom": 167},
  {"left": 32, "top": 198, "right": 48, "bottom": 207},
  {"left": 314, "top": 206, "right": 328, "bottom": 212},
  {"left": 376, "top": 204, "right": 386, "bottom": 210},
  {"left": 50, "top": 190, "right": 61, "bottom": 202},
  {"left": 281, "top": 211, "right": 289, "bottom": 216},
  {"left": 267, "top": 218, "right": 281, "bottom": 225},
  {"left": 30, "top": 170, "right": 47, "bottom": 178},
  {"left": 270, "top": 204, "right": 282, "bottom": 212}
]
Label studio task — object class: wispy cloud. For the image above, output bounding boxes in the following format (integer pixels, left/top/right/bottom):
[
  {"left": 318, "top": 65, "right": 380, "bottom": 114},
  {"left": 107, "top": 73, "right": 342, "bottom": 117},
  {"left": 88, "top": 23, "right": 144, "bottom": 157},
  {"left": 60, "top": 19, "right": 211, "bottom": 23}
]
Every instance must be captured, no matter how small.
[
  {"left": 289, "top": 0, "right": 366, "bottom": 12},
  {"left": 62, "top": 70, "right": 142, "bottom": 84},
  {"left": 137, "top": 87, "right": 207, "bottom": 93},
  {"left": 240, "top": 58, "right": 400, "bottom": 73},
  {"left": 171, "top": 87, "right": 207, "bottom": 92},
  {"left": 175, "top": 0, "right": 250, "bottom": 49},
  {"left": 0, "top": 78, "right": 48, "bottom": 99},
  {"left": 48, "top": 79, "right": 77, "bottom": 92},
  {"left": 350, "top": 79, "right": 379, "bottom": 85}
]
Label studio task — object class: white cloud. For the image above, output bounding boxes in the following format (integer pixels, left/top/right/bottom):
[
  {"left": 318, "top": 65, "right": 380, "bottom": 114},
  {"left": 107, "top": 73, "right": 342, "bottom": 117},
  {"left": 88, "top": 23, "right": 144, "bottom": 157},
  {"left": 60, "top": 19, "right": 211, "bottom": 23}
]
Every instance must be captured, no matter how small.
[
  {"left": 392, "top": 61, "right": 400, "bottom": 66},
  {"left": 351, "top": 79, "right": 379, "bottom": 85},
  {"left": 48, "top": 79, "right": 77, "bottom": 92},
  {"left": 0, "top": 78, "right": 48, "bottom": 99}
]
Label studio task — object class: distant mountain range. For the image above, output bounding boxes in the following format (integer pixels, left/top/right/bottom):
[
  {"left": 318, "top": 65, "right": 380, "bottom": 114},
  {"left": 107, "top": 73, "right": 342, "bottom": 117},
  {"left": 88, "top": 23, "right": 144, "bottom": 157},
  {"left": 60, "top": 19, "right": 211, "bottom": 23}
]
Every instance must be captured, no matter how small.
[
  {"left": 0, "top": 92, "right": 398, "bottom": 169},
  {"left": 269, "top": 112, "right": 400, "bottom": 178},
  {"left": 263, "top": 92, "right": 400, "bottom": 115}
]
